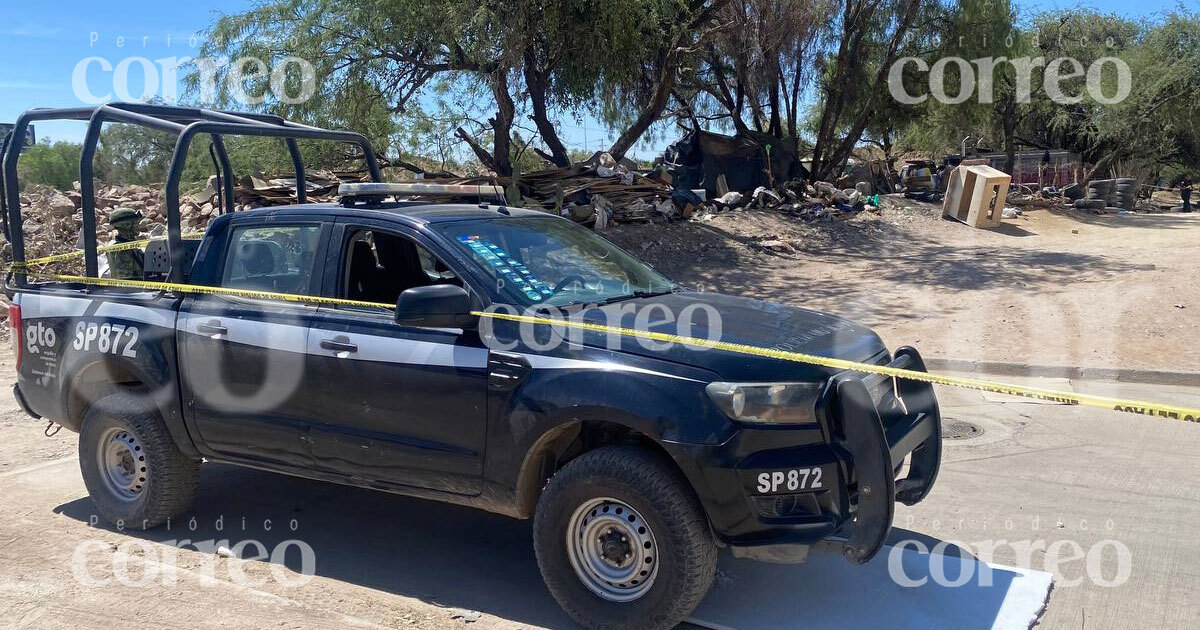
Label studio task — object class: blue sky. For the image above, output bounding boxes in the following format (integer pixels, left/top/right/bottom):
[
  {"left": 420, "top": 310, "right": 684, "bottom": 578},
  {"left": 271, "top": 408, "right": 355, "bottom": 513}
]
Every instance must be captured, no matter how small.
[{"left": 0, "top": 0, "right": 1188, "bottom": 159}]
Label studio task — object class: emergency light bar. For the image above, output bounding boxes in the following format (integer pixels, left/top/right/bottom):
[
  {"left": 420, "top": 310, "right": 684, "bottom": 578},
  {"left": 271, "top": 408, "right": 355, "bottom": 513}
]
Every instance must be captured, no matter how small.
[{"left": 338, "top": 182, "right": 505, "bottom": 200}]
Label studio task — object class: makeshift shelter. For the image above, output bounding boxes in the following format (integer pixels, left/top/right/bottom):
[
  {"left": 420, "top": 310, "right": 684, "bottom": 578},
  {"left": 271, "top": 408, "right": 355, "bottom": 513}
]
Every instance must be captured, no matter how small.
[{"left": 663, "top": 130, "right": 805, "bottom": 196}]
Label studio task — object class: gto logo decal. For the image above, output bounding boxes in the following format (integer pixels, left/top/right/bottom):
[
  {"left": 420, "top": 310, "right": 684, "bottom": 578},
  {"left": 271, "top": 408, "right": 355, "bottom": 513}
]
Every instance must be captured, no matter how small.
[{"left": 25, "top": 322, "right": 57, "bottom": 355}]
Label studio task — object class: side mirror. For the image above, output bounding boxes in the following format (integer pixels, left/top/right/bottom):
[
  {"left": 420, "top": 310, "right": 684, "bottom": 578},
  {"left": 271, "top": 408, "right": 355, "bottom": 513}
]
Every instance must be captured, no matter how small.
[{"left": 394, "top": 284, "right": 476, "bottom": 329}]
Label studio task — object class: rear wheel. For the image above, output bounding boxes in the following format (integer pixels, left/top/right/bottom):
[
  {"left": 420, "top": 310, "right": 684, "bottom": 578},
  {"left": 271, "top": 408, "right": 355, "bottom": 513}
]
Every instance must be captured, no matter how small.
[
  {"left": 79, "top": 392, "right": 200, "bottom": 529},
  {"left": 533, "top": 446, "right": 717, "bottom": 630}
]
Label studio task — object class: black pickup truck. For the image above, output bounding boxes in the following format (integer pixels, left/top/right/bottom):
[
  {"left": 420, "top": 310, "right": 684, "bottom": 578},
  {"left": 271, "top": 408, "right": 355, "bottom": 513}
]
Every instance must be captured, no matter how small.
[{"left": 5, "top": 104, "right": 941, "bottom": 630}]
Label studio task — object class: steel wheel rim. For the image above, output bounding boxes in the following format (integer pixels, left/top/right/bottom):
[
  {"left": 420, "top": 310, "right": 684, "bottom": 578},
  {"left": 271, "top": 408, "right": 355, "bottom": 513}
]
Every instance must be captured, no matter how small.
[
  {"left": 97, "top": 427, "right": 147, "bottom": 501},
  {"left": 566, "top": 497, "right": 660, "bottom": 603}
]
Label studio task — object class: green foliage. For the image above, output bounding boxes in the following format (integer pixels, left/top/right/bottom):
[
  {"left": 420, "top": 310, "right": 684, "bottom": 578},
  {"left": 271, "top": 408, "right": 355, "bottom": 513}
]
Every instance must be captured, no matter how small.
[
  {"left": 898, "top": 0, "right": 1018, "bottom": 155},
  {"left": 1015, "top": 9, "right": 1200, "bottom": 176},
  {"left": 15, "top": 140, "right": 86, "bottom": 191},
  {"left": 21, "top": 1, "right": 1195, "bottom": 190}
]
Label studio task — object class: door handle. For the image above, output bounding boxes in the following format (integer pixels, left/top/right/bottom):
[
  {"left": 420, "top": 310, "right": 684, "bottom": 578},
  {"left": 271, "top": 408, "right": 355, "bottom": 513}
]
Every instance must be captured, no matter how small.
[
  {"left": 197, "top": 320, "right": 227, "bottom": 336},
  {"left": 320, "top": 336, "right": 358, "bottom": 353}
]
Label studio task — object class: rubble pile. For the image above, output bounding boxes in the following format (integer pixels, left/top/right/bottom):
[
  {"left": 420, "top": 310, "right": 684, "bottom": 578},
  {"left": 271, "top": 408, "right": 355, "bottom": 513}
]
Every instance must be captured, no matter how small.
[
  {"left": 2, "top": 154, "right": 895, "bottom": 268},
  {"left": 448, "top": 155, "right": 686, "bottom": 227},
  {"left": 449, "top": 153, "right": 884, "bottom": 230},
  {"left": 2, "top": 171, "right": 348, "bottom": 265}
]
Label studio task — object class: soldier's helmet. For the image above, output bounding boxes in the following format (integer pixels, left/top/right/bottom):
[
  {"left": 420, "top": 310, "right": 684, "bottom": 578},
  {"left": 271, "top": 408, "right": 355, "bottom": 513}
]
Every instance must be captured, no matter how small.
[{"left": 108, "top": 207, "right": 143, "bottom": 226}]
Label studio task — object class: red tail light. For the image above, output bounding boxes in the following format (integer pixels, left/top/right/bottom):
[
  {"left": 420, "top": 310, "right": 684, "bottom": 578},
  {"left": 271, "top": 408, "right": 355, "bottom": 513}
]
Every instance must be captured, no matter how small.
[{"left": 8, "top": 304, "right": 21, "bottom": 370}]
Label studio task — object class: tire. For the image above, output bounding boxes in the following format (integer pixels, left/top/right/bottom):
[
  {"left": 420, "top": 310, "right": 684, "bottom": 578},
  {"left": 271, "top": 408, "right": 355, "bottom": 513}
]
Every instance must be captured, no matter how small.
[
  {"left": 79, "top": 392, "right": 200, "bottom": 529},
  {"left": 1074, "top": 199, "right": 1105, "bottom": 210},
  {"left": 533, "top": 446, "right": 717, "bottom": 630}
]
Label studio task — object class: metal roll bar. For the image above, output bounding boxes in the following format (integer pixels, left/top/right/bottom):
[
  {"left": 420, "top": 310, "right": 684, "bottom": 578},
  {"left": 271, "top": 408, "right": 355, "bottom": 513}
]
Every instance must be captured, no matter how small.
[{"left": 1, "top": 102, "right": 381, "bottom": 286}]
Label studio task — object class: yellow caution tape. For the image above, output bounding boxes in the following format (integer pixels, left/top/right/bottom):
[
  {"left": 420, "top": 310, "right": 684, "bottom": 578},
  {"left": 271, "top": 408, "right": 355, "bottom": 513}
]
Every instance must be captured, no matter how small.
[
  {"left": 8, "top": 268, "right": 1199, "bottom": 423},
  {"left": 23, "top": 272, "right": 393, "bottom": 309},
  {"left": 11, "top": 233, "right": 207, "bottom": 269},
  {"left": 469, "top": 311, "right": 1200, "bottom": 424}
]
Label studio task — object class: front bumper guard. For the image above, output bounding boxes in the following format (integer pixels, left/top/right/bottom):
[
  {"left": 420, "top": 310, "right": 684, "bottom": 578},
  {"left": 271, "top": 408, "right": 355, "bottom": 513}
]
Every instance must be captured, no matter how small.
[{"left": 829, "top": 347, "right": 942, "bottom": 564}]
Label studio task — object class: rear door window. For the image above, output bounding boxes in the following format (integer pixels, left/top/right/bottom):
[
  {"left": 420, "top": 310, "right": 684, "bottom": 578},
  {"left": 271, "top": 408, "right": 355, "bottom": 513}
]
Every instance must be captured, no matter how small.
[{"left": 221, "top": 225, "right": 322, "bottom": 294}]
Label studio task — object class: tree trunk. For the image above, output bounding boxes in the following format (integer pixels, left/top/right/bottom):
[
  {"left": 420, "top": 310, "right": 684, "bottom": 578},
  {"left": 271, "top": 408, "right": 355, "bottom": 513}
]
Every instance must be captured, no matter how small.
[
  {"left": 609, "top": 50, "right": 676, "bottom": 160},
  {"left": 490, "top": 70, "right": 516, "bottom": 176},
  {"left": 523, "top": 48, "right": 570, "bottom": 167},
  {"left": 1083, "top": 149, "right": 1122, "bottom": 183},
  {"left": 1003, "top": 101, "right": 1017, "bottom": 177},
  {"left": 810, "top": 0, "right": 920, "bottom": 181},
  {"left": 455, "top": 127, "right": 497, "bottom": 171},
  {"left": 768, "top": 73, "right": 782, "bottom": 139},
  {"left": 454, "top": 70, "right": 517, "bottom": 176}
]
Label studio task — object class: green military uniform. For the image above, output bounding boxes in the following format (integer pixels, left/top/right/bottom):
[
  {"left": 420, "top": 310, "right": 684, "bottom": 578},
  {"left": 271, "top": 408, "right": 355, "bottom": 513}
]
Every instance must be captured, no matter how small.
[{"left": 106, "top": 208, "right": 145, "bottom": 280}]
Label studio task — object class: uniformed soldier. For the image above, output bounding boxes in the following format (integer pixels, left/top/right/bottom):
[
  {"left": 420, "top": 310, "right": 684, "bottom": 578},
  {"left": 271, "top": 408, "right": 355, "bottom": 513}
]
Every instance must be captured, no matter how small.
[{"left": 106, "top": 208, "right": 145, "bottom": 280}]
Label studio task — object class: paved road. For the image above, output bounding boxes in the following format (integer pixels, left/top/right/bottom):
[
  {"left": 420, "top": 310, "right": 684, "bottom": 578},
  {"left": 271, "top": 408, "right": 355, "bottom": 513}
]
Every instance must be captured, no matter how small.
[{"left": 1, "top": 371, "right": 1197, "bottom": 629}]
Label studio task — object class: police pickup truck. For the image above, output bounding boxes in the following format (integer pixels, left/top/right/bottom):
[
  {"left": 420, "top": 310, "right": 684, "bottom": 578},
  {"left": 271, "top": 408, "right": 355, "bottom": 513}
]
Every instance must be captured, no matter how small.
[{"left": 5, "top": 104, "right": 941, "bottom": 630}]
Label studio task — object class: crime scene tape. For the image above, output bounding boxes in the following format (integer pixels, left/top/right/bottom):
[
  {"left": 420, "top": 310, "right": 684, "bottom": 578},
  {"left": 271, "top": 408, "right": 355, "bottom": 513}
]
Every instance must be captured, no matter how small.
[
  {"left": 10, "top": 233, "right": 207, "bottom": 268},
  {"left": 473, "top": 311, "right": 1200, "bottom": 423},
  {"left": 9, "top": 269, "right": 1200, "bottom": 423}
]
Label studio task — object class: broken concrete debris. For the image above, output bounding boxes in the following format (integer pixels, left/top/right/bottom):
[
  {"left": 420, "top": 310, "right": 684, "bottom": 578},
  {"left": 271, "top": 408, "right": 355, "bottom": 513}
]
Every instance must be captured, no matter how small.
[
  {"left": 3, "top": 171, "right": 346, "bottom": 266},
  {"left": 6, "top": 151, "right": 911, "bottom": 271}
]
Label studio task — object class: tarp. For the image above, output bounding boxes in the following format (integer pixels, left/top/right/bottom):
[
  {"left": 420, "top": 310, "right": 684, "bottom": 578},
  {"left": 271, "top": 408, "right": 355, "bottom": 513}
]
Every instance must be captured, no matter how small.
[{"left": 664, "top": 130, "right": 806, "bottom": 195}]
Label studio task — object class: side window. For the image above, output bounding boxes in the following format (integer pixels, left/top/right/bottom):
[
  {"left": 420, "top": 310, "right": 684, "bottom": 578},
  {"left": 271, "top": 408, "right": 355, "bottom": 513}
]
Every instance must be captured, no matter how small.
[
  {"left": 221, "top": 225, "right": 321, "bottom": 294},
  {"left": 343, "top": 229, "right": 461, "bottom": 304}
]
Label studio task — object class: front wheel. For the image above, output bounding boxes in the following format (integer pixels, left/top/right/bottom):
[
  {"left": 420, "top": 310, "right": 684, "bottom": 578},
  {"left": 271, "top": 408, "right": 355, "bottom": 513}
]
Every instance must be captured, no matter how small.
[{"left": 533, "top": 446, "right": 717, "bottom": 630}]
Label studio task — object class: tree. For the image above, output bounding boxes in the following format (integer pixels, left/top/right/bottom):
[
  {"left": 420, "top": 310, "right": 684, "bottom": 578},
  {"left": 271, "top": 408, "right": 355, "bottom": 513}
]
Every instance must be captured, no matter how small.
[
  {"left": 807, "top": 0, "right": 922, "bottom": 181},
  {"left": 96, "top": 124, "right": 176, "bottom": 185},
  {"left": 678, "top": 0, "right": 826, "bottom": 149},
  {"left": 195, "top": 0, "right": 726, "bottom": 174},
  {"left": 15, "top": 140, "right": 86, "bottom": 190},
  {"left": 1015, "top": 9, "right": 1200, "bottom": 181}
]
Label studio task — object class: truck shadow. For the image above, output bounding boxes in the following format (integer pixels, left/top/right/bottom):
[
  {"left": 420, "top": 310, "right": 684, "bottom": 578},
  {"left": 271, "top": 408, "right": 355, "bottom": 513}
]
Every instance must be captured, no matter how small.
[
  {"left": 55, "top": 463, "right": 1047, "bottom": 630},
  {"left": 57, "top": 462, "right": 573, "bottom": 627}
]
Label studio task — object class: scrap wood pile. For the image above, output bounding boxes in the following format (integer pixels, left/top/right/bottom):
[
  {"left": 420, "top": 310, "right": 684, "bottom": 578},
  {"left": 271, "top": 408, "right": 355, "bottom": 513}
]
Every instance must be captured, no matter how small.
[
  {"left": 441, "top": 154, "right": 689, "bottom": 228},
  {"left": 229, "top": 169, "right": 350, "bottom": 207},
  {"left": 2, "top": 153, "right": 898, "bottom": 268},
  {"left": 434, "top": 152, "right": 887, "bottom": 230}
]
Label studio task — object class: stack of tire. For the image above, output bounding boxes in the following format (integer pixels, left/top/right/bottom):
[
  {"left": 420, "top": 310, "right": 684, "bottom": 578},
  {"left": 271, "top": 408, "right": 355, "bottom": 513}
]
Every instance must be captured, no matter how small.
[
  {"left": 1073, "top": 178, "right": 1136, "bottom": 213},
  {"left": 1114, "top": 178, "right": 1137, "bottom": 211}
]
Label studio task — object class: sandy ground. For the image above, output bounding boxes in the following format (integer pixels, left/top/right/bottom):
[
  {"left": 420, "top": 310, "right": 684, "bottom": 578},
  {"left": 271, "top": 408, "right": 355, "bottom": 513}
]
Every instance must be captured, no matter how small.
[
  {"left": 1, "top": 202, "right": 1198, "bottom": 629},
  {"left": 606, "top": 200, "right": 1200, "bottom": 373},
  {"left": 2, "top": 352, "right": 1198, "bottom": 629}
]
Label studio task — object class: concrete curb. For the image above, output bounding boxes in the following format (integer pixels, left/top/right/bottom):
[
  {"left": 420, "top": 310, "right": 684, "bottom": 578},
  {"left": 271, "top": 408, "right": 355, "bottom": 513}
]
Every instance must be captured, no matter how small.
[{"left": 925, "top": 358, "right": 1200, "bottom": 387}]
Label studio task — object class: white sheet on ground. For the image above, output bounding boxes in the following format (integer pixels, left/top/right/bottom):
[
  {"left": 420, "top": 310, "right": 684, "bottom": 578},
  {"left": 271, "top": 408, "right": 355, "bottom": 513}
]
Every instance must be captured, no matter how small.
[{"left": 689, "top": 544, "right": 1053, "bottom": 630}]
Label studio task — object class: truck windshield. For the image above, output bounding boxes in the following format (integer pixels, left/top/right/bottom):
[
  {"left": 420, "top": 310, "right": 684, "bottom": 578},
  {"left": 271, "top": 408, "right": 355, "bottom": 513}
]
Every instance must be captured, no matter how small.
[{"left": 432, "top": 216, "right": 676, "bottom": 307}]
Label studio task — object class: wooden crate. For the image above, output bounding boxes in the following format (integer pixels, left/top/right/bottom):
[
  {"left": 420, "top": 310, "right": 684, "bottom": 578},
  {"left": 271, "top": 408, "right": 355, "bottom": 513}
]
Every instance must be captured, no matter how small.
[{"left": 943, "top": 164, "right": 1011, "bottom": 228}]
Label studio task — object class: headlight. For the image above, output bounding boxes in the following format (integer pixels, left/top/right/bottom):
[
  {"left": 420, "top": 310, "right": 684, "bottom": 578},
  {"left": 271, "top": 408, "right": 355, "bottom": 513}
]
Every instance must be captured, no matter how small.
[{"left": 705, "top": 382, "right": 822, "bottom": 425}]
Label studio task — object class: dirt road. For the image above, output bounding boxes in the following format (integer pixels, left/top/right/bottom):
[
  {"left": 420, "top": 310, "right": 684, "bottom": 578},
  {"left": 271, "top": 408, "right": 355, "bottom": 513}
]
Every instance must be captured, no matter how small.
[
  {"left": 1, "top": 204, "right": 1198, "bottom": 629},
  {"left": 607, "top": 202, "right": 1200, "bottom": 373},
  {"left": 3, "top": 350, "right": 1198, "bottom": 629}
]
